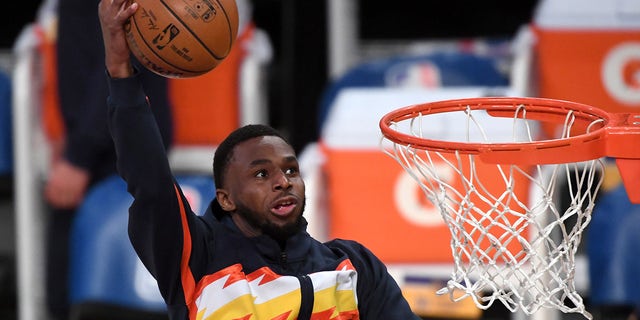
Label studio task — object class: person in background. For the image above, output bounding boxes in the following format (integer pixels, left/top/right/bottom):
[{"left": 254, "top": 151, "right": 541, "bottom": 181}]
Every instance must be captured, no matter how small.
[{"left": 43, "top": 0, "right": 173, "bottom": 318}]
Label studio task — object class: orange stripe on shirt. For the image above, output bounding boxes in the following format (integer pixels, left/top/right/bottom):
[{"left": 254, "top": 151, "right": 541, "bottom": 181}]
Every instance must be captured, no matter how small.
[{"left": 173, "top": 184, "right": 197, "bottom": 317}]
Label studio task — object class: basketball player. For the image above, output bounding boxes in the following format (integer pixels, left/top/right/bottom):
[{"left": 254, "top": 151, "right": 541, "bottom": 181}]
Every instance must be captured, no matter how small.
[{"left": 98, "top": 0, "right": 420, "bottom": 318}]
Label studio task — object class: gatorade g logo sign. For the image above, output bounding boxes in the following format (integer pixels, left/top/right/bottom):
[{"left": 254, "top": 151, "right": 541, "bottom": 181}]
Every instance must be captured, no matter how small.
[
  {"left": 602, "top": 42, "right": 640, "bottom": 105},
  {"left": 391, "top": 156, "right": 534, "bottom": 229},
  {"left": 393, "top": 164, "right": 452, "bottom": 227}
]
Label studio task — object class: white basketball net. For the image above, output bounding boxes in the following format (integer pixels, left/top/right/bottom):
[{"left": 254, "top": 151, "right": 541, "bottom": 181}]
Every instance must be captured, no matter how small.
[{"left": 381, "top": 105, "right": 604, "bottom": 319}]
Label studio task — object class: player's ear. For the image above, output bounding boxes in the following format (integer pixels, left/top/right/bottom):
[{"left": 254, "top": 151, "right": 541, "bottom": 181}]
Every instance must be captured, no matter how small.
[{"left": 215, "top": 189, "right": 235, "bottom": 211}]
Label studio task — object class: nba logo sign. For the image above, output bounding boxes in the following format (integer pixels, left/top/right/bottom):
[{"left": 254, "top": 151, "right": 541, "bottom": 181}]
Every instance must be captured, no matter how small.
[{"left": 385, "top": 62, "right": 442, "bottom": 88}]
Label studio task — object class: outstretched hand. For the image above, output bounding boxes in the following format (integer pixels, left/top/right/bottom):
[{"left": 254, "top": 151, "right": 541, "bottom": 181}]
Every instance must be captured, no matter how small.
[{"left": 98, "top": 0, "right": 137, "bottom": 78}]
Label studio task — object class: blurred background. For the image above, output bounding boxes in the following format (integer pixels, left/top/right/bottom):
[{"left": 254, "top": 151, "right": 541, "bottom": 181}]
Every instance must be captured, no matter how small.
[{"left": 2, "top": 0, "right": 640, "bottom": 320}]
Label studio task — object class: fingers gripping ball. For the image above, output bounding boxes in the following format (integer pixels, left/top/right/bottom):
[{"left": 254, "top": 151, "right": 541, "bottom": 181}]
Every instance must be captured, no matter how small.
[{"left": 125, "top": 0, "right": 239, "bottom": 78}]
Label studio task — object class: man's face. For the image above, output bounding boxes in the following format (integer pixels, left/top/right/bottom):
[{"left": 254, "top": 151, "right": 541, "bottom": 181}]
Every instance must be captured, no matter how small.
[{"left": 216, "top": 136, "right": 306, "bottom": 240}]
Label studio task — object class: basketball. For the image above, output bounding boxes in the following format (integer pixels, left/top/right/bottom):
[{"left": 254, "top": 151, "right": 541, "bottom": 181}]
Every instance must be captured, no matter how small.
[{"left": 125, "top": 0, "right": 239, "bottom": 78}]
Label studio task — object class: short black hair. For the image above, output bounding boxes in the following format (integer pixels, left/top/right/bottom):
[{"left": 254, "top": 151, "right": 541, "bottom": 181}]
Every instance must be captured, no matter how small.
[{"left": 213, "top": 124, "right": 287, "bottom": 188}]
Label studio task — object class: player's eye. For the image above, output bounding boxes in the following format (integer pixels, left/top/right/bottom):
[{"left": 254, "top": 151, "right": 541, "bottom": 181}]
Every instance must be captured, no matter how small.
[{"left": 255, "top": 170, "right": 268, "bottom": 178}]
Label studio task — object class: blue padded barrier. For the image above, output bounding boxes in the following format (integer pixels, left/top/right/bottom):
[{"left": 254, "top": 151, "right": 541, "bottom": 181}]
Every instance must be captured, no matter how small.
[
  {"left": 588, "top": 183, "right": 640, "bottom": 306},
  {"left": 69, "top": 174, "right": 214, "bottom": 312},
  {"left": 0, "top": 71, "right": 12, "bottom": 175}
]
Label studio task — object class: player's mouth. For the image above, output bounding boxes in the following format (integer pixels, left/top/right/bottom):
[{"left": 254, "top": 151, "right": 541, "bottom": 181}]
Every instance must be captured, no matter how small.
[{"left": 271, "top": 197, "right": 297, "bottom": 217}]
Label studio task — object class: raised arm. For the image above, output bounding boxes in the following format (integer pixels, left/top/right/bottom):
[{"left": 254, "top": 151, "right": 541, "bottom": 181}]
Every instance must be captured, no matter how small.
[{"left": 98, "top": 0, "right": 191, "bottom": 302}]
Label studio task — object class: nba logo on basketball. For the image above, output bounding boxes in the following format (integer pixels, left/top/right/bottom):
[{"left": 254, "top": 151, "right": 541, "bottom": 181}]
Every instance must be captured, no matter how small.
[{"left": 153, "top": 24, "right": 180, "bottom": 50}]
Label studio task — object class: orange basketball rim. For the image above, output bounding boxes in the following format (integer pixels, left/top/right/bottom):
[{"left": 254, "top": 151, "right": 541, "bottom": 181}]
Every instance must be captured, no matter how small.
[{"left": 380, "top": 96, "right": 640, "bottom": 203}]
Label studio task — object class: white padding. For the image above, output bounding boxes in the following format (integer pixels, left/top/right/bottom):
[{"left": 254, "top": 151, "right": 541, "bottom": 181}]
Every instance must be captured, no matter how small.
[
  {"left": 321, "top": 87, "right": 521, "bottom": 150},
  {"left": 534, "top": 0, "right": 640, "bottom": 29}
]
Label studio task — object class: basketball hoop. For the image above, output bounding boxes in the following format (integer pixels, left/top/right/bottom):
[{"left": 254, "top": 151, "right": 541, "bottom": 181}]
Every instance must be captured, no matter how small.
[{"left": 379, "top": 97, "right": 640, "bottom": 319}]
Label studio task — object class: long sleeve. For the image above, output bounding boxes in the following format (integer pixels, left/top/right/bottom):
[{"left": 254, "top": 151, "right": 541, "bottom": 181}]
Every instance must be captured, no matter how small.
[
  {"left": 56, "top": 0, "right": 113, "bottom": 177},
  {"left": 106, "top": 73, "right": 190, "bottom": 307},
  {"left": 57, "top": 0, "right": 173, "bottom": 180}
]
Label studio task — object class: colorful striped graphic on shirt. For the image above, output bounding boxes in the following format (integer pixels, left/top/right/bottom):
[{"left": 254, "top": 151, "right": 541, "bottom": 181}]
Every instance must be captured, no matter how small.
[{"left": 190, "top": 263, "right": 359, "bottom": 320}]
